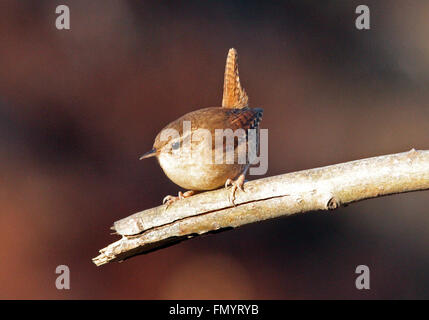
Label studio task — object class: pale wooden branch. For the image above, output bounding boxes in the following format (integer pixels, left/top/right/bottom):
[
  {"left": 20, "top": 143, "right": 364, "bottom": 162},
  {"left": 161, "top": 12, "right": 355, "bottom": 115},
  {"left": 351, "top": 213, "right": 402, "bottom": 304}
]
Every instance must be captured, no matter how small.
[{"left": 93, "top": 149, "right": 429, "bottom": 266}]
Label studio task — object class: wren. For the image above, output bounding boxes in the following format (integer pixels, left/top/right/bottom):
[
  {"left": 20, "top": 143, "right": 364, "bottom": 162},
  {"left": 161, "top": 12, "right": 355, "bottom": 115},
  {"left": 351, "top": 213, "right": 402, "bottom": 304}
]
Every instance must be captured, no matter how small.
[{"left": 140, "top": 48, "right": 263, "bottom": 205}]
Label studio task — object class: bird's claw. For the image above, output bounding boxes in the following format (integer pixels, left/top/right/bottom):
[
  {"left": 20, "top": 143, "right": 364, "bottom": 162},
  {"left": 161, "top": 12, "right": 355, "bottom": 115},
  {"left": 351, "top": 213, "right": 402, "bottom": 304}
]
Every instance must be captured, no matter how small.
[
  {"left": 162, "top": 195, "right": 179, "bottom": 206},
  {"left": 162, "top": 191, "right": 196, "bottom": 208},
  {"left": 225, "top": 174, "right": 246, "bottom": 205}
]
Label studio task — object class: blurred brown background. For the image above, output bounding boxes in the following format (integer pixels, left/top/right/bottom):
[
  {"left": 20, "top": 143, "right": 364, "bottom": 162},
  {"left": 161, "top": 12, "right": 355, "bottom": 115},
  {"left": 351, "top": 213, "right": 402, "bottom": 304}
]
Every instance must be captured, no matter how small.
[{"left": 0, "top": 0, "right": 428, "bottom": 299}]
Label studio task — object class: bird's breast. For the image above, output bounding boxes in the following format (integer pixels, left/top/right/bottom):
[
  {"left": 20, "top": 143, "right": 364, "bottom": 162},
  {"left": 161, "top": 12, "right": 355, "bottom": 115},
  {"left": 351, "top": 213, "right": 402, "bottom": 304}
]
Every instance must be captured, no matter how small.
[{"left": 157, "top": 150, "right": 245, "bottom": 191}]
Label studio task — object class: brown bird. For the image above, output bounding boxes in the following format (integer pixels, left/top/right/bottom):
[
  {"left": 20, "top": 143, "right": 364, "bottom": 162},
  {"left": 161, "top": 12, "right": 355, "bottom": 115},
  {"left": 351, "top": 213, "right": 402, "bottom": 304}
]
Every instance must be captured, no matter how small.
[{"left": 140, "top": 48, "right": 263, "bottom": 205}]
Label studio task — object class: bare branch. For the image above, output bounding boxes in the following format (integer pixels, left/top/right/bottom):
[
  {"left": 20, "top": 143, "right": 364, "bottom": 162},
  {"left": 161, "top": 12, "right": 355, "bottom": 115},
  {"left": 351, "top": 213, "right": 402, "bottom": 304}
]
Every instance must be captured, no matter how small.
[{"left": 93, "top": 149, "right": 429, "bottom": 266}]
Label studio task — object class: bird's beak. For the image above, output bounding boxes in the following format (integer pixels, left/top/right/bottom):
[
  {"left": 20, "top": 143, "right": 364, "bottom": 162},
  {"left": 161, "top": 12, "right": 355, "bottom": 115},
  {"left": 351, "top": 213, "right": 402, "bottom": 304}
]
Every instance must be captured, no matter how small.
[{"left": 139, "top": 148, "right": 157, "bottom": 160}]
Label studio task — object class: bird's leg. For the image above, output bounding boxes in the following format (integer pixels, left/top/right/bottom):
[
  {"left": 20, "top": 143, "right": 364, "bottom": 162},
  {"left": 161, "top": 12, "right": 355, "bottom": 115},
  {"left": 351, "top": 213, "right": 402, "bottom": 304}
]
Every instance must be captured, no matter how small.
[
  {"left": 163, "top": 190, "right": 197, "bottom": 207},
  {"left": 225, "top": 165, "right": 250, "bottom": 205}
]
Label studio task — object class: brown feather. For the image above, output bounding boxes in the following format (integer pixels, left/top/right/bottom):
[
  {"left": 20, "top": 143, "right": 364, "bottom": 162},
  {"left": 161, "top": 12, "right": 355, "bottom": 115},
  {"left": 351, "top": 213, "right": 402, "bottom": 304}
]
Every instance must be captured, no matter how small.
[{"left": 222, "top": 48, "right": 249, "bottom": 109}]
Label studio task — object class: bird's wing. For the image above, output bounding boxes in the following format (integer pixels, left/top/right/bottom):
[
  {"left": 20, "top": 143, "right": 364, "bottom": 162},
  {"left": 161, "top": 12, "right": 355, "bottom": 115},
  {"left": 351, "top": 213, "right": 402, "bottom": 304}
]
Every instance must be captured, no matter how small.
[
  {"left": 221, "top": 48, "right": 249, "bottom": 109},
  {"left": 228, "top": 107, "right": 263, "bottom": 132}
]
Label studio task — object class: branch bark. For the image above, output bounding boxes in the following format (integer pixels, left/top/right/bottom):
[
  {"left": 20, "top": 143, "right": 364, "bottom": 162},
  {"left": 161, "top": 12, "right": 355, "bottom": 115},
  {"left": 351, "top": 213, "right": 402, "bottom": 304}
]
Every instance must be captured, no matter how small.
[{"left": 93, "top": 149, "right": 429, "bottom": 266}]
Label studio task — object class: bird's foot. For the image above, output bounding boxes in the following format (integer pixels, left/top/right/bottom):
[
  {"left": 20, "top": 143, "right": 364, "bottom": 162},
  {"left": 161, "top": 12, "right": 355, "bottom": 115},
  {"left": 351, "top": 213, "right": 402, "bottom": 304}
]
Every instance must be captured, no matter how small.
[
  {"left": 163, "top": 190, "right": 196, "bottom": 208},
  {"left": 225, "top": 174, "right": 246, "bottom": 205}
]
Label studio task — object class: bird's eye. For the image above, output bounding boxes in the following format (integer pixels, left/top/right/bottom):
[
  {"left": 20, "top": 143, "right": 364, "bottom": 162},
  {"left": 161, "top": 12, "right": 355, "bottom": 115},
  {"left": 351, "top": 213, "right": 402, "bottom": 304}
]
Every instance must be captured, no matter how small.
[{"left": 172, "top": 142, "right": 180, "bottom": 150}]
